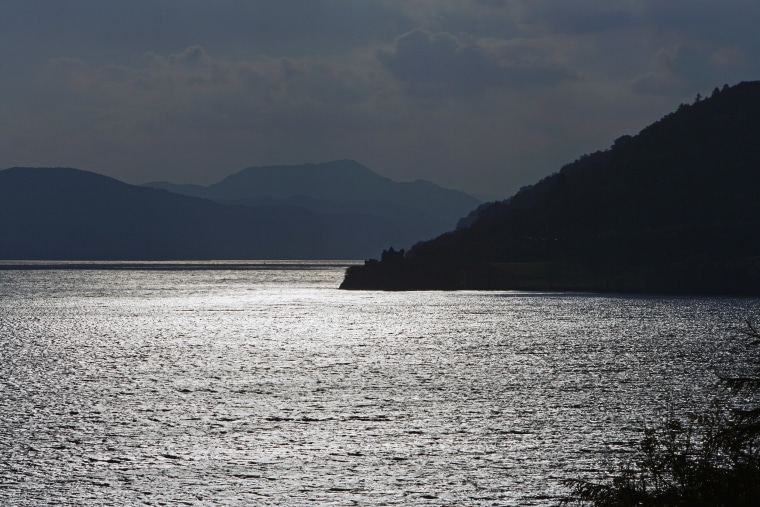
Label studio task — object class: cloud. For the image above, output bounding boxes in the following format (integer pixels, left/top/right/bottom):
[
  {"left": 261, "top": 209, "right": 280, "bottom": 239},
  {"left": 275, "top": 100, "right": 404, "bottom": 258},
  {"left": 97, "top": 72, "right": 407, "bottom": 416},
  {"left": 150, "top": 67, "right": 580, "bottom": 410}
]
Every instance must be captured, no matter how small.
[
  {"left": 632, "top": 41, "right": 756, "bottom": 97},
  {"left": 169, "top": 45, "right": 208, "bottom": 66},
  {"left": 11, "top": 45, "right": 402, "bottom": 183},
  {"left": 377, "top": 29, "right": 574, "bottom": 97},
  {"left": 0, "top": 1, "right": 411, "bottom": 63},
  {"left": 377, "top": 30, "right": 495, "bottom": 96},
  {"left": 3, "top": 1, "right": 760, "bottom": 197},
  {"left": 37, "top": 45, "right": 385, "bottom": 126}
]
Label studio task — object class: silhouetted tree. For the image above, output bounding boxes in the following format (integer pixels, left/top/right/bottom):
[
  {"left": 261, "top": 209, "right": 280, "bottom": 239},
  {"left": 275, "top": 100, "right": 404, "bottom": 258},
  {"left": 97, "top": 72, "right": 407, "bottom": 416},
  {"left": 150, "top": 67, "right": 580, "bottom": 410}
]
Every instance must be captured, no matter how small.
[
  {"left": 562, "top": 322, "right": 760, "bottom": 506},
  {"left": 380, "top": 246, "right": 405, "bottom": 265}
]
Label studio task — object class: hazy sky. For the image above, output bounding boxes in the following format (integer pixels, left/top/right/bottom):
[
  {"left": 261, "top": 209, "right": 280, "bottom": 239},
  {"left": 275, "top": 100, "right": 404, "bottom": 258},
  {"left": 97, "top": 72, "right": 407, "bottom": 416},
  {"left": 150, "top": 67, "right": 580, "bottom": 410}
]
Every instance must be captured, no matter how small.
[{"left": 2, "top": 1, "right": 759, "bottom": 199}]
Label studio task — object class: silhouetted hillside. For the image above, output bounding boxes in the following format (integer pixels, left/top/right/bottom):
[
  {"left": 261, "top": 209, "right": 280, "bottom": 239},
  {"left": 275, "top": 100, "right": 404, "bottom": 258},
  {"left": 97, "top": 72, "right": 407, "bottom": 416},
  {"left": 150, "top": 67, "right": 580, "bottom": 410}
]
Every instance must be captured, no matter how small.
[
  {"left": 0, "top": 167, "right": 430, "bottom": 260},
  {"left": 144, "top": 160, "right": 481, "bottom": 243},
  {"left": 342, "top": 81, "right": 760, "bottom": 295}
]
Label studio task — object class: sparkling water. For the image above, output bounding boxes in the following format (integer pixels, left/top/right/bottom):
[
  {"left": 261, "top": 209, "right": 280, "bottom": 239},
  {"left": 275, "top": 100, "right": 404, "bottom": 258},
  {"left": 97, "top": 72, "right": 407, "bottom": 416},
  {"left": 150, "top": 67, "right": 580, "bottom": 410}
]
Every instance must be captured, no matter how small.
[{"left": 1, "top": 262, "right": 758, "bottom": 505}]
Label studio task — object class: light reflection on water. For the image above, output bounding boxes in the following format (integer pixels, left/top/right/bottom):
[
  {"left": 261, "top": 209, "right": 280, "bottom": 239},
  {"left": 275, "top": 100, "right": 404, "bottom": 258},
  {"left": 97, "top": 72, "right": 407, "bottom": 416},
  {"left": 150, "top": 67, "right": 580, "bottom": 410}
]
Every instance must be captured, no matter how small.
[{"left": 1, "top": 263, "right": 758, "bottom": 506}]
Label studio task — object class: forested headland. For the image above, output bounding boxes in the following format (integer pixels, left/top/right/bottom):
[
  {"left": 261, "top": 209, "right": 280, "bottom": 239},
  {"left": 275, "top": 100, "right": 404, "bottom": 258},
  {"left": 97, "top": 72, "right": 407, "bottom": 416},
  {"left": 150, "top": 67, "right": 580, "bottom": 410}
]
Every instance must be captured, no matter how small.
[{"left": 342, "top": 81, "right": 760, "bottom": 295}]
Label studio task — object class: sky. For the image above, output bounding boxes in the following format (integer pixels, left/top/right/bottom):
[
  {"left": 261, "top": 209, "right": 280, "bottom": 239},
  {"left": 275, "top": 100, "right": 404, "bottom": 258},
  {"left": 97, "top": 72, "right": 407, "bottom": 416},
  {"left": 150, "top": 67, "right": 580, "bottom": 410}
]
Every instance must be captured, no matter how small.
[{"left": 1, "top": 1, "right": 759, "bottom": 200}]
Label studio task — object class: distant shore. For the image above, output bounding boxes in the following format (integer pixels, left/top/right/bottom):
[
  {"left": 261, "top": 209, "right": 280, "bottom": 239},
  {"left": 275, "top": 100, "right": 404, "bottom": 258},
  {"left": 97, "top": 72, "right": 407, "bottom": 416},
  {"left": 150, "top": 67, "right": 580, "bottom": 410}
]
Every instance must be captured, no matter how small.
[{"left": 0, "top": 260, "right": 361, "bottom": 271}]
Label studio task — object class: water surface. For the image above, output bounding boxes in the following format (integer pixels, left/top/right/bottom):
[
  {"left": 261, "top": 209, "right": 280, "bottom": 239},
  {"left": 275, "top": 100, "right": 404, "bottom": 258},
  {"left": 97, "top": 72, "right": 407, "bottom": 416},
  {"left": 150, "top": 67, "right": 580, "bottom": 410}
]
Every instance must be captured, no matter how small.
[{"left": 1, "top": 262, "right": 758, "bottom": 505}]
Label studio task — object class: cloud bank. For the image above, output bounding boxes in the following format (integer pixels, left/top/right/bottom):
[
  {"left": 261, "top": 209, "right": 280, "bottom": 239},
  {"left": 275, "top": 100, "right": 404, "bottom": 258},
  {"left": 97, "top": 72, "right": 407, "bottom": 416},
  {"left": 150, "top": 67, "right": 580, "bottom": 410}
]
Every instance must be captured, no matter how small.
[{"left": 2, "top": 0, "right": 759, "bottom": 197}]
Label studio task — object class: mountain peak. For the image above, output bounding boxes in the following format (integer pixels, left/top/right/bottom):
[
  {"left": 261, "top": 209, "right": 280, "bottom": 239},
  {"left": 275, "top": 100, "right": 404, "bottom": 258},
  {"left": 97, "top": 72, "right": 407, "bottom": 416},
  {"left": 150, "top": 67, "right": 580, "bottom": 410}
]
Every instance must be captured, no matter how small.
[
  {"left": 143, "top": 160, "right": 481, "bottom": 230},
  {"left": 236, "top": 159, "right": 370, "bottom": 175}
]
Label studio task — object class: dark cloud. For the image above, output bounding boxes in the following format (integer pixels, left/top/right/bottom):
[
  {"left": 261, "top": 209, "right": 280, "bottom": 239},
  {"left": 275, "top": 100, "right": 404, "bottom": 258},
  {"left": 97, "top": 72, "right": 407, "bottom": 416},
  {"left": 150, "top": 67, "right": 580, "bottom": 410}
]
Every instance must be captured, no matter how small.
[
  {"left": 377, "top": 30, "right": 497, "bottom": 96},
  {"left": 1, "top": 1, "right": 760, "bottom": 198},
  {"left": 519, "top": 2, "right": 637, "bottom": 34},
  {"left": 0, "top": 1, "right": 409, "bottom": 62},
  {"left": 640, "top": 1, "right": 760, "bottom": 46},
  {"left": 632, "top": 41, "right": 755, "bottom": 97},
  {"left": 34, "top": 45, "right": 385, "bottom": 131},
  {"left": 170, "top": 46, "right": 208, "bottom": 67},
  {"left": 377, "top": 29, "right": 573, "bottom": 97}
]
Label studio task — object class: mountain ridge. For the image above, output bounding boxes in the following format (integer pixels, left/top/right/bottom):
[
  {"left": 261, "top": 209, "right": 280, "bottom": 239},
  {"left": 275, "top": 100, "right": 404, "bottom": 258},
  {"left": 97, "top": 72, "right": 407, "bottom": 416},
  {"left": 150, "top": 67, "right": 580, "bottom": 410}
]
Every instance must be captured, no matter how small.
[
  {"left": 143, "top": 159, "right": 481, "bottom": 237},
  {"left": 341, "top": 81, "right": 760, "bottom": 295},
  {"left": 0, "top": 166, "right": 434, "bottom": 260}
]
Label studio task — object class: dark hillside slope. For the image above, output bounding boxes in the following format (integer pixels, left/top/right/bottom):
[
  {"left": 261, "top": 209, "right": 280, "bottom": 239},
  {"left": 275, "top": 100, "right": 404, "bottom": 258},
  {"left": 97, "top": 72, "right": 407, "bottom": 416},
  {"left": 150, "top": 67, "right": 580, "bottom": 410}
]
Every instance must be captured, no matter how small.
[
  {"left": 342, "top": 81, "right": 760, "bottom": 294},
  {"left": 0, "top": 167, "right": 410, "bottom": 259}
]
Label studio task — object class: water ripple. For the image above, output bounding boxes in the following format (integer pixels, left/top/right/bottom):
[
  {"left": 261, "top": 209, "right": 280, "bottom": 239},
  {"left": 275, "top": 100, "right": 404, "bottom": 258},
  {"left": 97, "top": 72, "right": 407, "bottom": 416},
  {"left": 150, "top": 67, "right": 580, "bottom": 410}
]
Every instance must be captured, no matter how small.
[{"left": 1, "top": 266, "right": 758, "bottom": 505}]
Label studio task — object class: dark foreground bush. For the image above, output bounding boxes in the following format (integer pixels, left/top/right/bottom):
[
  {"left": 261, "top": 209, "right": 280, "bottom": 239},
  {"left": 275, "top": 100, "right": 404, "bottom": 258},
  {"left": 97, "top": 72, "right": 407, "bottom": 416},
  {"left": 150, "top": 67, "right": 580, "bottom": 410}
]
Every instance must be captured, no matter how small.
[{"left": 562, "top": 322, "right": 760, "bottom": 506}]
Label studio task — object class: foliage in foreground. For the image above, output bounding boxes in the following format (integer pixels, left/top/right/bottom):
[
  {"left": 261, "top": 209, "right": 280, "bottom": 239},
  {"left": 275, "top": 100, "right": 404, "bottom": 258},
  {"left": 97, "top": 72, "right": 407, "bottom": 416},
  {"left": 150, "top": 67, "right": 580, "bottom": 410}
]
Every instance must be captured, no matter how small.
[{"left": 562, "top": 322, "right": 760, "bottom": 506}]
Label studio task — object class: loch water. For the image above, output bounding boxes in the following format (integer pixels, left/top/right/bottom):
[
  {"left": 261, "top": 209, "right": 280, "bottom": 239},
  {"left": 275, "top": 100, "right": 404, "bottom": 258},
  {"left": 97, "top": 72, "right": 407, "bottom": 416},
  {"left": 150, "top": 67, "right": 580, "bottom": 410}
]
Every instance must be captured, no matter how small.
[{"left": 1, "top": 262, "right": 759, "bottom": 506}]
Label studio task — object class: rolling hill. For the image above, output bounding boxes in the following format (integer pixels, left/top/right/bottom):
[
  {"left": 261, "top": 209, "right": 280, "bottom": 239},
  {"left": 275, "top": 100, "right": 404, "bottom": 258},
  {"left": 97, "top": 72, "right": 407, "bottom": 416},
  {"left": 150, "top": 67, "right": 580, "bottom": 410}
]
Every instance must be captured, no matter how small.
[
  {"left": 341, "top": 81, "right": 760, "bottom": 295},
  {"left": 0, "top": 167, "right": 443, "bottom": 260},
  {"left": 144, "top": 160, "right": 481, "bottom": 244}
]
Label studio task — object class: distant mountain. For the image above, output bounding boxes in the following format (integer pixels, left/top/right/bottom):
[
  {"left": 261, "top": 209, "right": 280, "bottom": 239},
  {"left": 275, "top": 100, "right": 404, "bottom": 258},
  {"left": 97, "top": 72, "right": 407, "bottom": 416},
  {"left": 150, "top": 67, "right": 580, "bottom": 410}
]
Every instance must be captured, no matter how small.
[
  {"left": 341, "top": 81, "right": 760, "bottom": 295},
  {"left": 144, "top": 160, "right": 481, "bottom": 244},
  {"left": 0, "top": 167, "right": 440, "bottom": 260}
]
